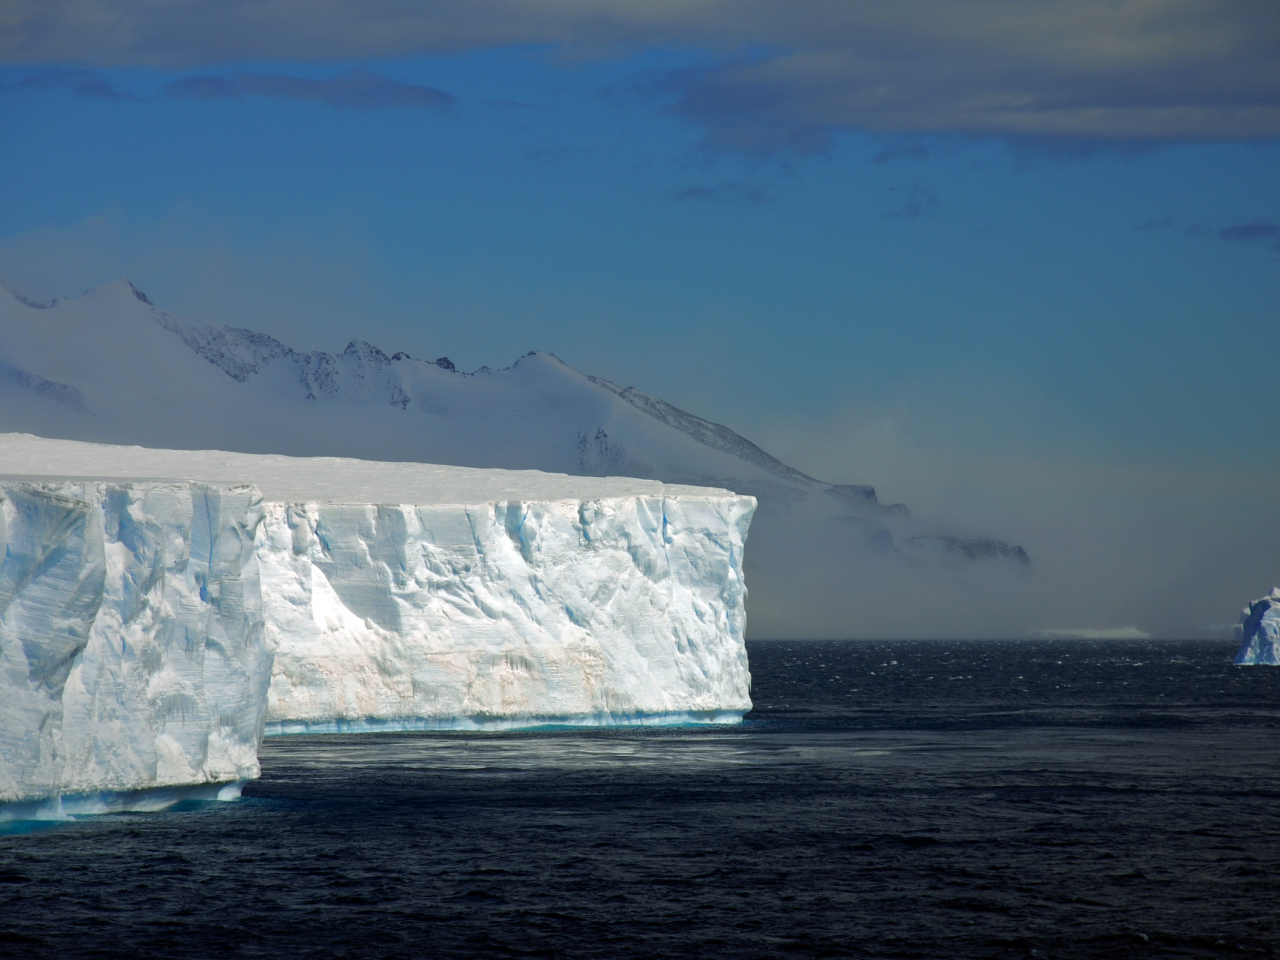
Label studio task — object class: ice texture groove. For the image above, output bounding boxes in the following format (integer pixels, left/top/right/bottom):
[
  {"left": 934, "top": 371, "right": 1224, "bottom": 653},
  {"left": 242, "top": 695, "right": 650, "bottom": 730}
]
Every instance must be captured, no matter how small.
[
  {"left": 261, "top": 495, "right": 753, "bottom": 729},
  {"left": 1233, "top": 587, "right": 1280, "bottom": 665},
  {"left": 0, "top": 478, "right": 268, "bottom": 803}
]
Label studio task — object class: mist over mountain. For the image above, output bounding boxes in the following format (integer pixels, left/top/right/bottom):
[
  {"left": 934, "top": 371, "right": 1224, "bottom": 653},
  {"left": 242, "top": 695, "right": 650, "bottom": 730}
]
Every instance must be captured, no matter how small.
[{"left": 0, "top": 278, "right": 1032, "bottom": 637}]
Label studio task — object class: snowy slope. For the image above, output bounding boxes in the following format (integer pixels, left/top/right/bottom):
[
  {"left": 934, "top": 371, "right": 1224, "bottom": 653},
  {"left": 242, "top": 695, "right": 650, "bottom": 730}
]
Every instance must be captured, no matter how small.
[
  {"left": 0, "top": 280, "right": 1029, "bottom": 637},
  {"left": 0, "top": 435, "right": 755, "bottom": 733}
]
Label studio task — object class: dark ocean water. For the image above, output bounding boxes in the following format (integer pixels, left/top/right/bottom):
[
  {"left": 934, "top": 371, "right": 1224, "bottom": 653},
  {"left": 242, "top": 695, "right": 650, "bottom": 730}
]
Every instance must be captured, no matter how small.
[{"left": 3, "top": 639, "right": 1279, "bottom": 959}]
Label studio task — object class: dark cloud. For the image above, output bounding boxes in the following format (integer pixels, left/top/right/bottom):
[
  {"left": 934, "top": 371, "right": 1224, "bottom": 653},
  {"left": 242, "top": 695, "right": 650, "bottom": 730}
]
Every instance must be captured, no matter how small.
[
  {"left": 524, "top": 145, "right": 592, "bottom": 164},
  {"left": 3, "top": 1, "right": 1278, "bottom": 149},
  {"left": 6, "top": 66, "right": 453, "bottom": 112},
  {"left": 166, "top": 75, "right": 237, "bottom": 99},
  {"left": 12, "top": 68, "right": 135, "bottom": 100},
  {"left": 670, "top": 181, "right": 770, "bottom": 204},
  {"left": 887, "top": 183, "right": 941, "bottom": 220},
  {"left": 165, "top": 69, "right": 453, "bottom": 111},
  {"left": 649, "top": 1, "right": 1280, "bottom": 155},
  {"left": 1218, "top": 221, "right": 1280, "bottom": 243},
  {"left": 872, "top": 140, "right": 943, "bottom": 164},
  {"left": 1133, "top": 217, "right": 1280, "bottom": 250},
  {"left": 1131, "top": 217, "right": 1207, "bottom": 237},
  {"left": 483, "top": 99, "right": 541, "bottom": 113}
]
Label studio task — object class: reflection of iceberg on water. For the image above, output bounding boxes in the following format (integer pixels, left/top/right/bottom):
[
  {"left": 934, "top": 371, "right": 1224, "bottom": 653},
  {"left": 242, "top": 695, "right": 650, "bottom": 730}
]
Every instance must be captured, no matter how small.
[{"left": 1234, "top": 588, "right": 1280, "bottom": 666}]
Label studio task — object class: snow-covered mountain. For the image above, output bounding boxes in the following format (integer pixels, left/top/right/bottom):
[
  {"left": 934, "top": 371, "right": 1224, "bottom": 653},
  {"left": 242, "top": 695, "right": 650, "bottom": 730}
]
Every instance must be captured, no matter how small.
[{"left": 0, "top": 279, "right": 1029, "bottom": 637}]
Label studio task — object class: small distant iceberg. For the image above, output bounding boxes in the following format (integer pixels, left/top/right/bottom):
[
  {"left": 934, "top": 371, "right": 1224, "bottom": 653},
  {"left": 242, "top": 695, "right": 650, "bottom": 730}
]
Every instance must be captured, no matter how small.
[
  {"left": 1030, "top": 627, "right": 1151, "bottom": 640},
  {"left": 1234, "top": 588, "right": 1280, "bottom": 665}
]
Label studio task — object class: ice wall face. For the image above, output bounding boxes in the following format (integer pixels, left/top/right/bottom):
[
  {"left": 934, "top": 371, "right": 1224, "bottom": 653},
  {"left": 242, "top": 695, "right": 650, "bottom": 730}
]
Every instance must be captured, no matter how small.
[
  {"left": 0, "top": 479, "right": 268, "bottom": 802},
  {"left": 1234, "top": 588, "right": 1280, "bottom": 666},
  {"left": 263, "top": 495, "right": 754, "bottom": 730},
  {"left": 0, "top": 436, "right": 757, "bottom": 742}
]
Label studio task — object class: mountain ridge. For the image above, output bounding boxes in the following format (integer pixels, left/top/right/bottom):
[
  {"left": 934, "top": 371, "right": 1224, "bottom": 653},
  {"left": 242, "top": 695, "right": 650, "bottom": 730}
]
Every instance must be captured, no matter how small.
[{"left": 0, "top": 277, "right": 1031, "bottom": 638}]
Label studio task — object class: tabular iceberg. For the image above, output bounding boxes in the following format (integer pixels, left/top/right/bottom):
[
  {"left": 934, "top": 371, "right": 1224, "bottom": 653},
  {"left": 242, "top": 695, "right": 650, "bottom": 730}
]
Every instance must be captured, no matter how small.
[
  {"left": 262, "top": 495, "right": 752, "bottom": 730},
  {"left": 0, "top": 434, "right": 755, "bottom": 754},
  {"left": 1234, "top": 588, "right": 1280, "bottom": 666},
  {"left": 0, "top": 477, "right": 267, "bottom": 804}
]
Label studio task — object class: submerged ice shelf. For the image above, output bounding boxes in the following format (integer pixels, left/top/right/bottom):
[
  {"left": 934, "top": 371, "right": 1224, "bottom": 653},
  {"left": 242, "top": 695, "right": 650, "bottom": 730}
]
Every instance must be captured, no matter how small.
[
  {"left": 0, "top": 434, "right": 755, "bottom": 803},
  {"left": 1234, "top": 588, "right": 1280, "bottom": 666}
]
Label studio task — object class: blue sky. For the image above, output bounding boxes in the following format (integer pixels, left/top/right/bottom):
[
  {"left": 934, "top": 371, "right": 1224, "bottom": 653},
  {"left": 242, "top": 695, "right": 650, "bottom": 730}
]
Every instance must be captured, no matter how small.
[{"left": 2, "top": 1, "right": 1278, "bottom": 628}]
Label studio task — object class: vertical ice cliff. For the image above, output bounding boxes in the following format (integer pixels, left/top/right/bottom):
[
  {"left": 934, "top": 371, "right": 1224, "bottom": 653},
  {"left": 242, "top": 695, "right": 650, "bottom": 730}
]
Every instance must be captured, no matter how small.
[
  {"left": 262, "top": 495, "right": 753, "bottom": 731},
  {"left": 0, "top": 479, "right": 268, "bottom": 803},
  {"left": 1234, "top": 588, "right": 1280, "bottom": 665},
  {"left": 0, "top": 435, "right": 756, "bottom": 749}
]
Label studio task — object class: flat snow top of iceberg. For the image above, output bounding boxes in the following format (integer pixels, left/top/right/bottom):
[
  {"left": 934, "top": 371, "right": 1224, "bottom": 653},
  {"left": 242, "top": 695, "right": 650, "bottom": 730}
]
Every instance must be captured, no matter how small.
[{"left": 0, "top": 433, "right": 738, "bottom": 504}]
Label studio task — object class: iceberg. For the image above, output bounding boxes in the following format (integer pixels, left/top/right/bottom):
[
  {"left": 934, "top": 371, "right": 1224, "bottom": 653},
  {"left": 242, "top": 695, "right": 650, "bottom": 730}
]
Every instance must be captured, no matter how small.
[
  {"left": 0, "top": 434, "right": 754, "bottom": 771},
  {"left": 0, "top": 477, "right": 267, "bottom": 804},
  {"left": 262, "top": 494, "right": 752, "bottom": 731},
  {"left": 1233, "top": 588, "right": 1280, "bottom": 665}
]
